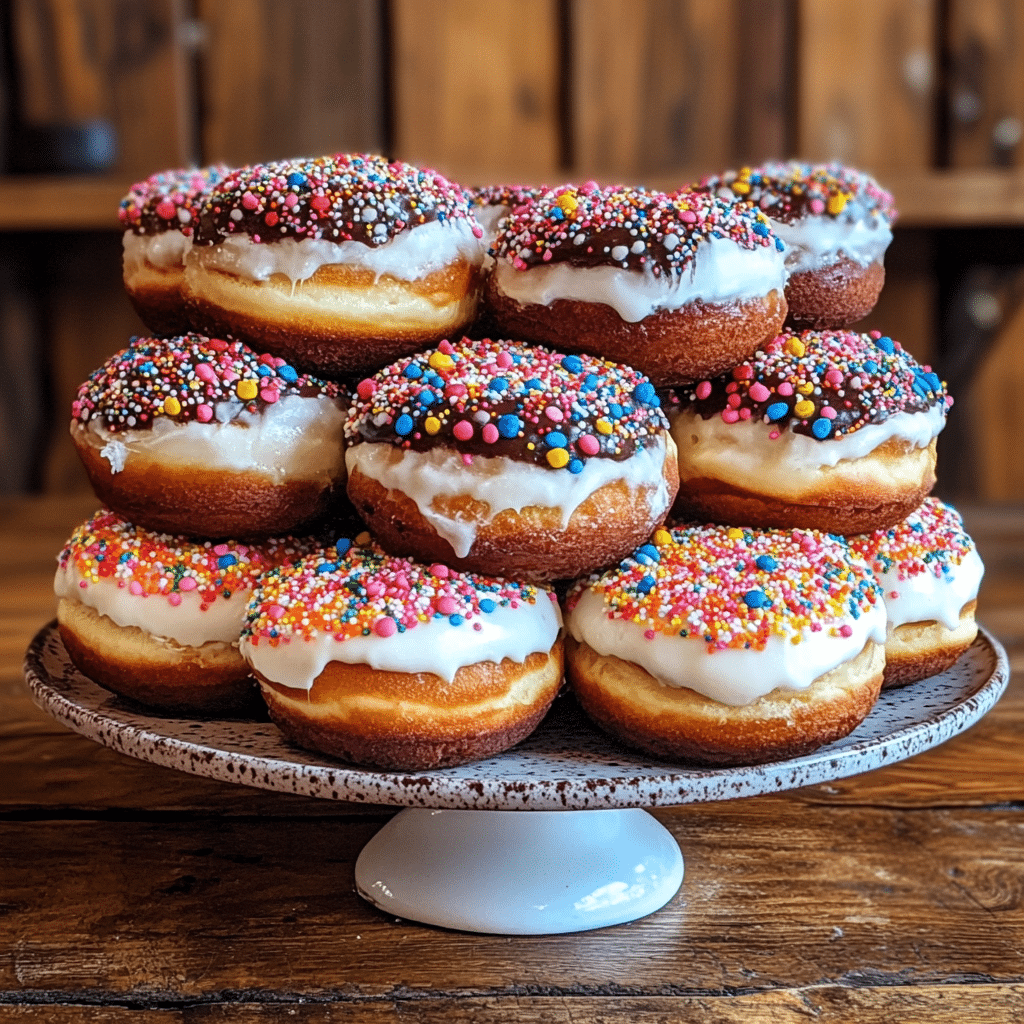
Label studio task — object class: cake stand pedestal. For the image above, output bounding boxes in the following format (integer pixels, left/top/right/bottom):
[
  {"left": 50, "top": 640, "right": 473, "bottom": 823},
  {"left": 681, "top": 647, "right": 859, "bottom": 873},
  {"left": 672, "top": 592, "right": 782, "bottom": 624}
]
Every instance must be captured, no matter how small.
[{"left": 24, "top": 623, "right": 1008, "bottom": 935}]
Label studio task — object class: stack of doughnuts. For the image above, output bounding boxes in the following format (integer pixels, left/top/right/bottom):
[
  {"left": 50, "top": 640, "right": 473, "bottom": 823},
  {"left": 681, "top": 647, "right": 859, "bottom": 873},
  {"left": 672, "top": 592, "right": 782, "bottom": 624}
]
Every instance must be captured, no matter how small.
[{"left": 53, "top": 148, "right": 980, "bottom": 771}]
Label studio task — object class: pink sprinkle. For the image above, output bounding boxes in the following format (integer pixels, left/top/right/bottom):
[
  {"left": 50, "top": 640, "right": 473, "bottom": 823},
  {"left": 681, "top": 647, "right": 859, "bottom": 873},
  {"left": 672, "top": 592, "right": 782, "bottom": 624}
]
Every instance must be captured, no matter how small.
[
  {"left": 196, "top": 362, "right": 217, "bottom": 383},
  {"left": 496, "top": 352, "right": 513, "bottom": 369},
  {"left": 437, "top": 596, "right": 458, "bottom": 616},
  {"left": 179, "top": 577, "right": 197, "bottom": 591},
  {"left": 821, "top": 406, "right": 837, "bottom": 419},
  {"left": 268, "top": 604, "right": 285, "bottom": 620},
  {"left": 260, "top": 388, "right": 278, "bottom": 403},
  {"left": 365, "top": 580, "right": 384, "bottom": 597},
  {"left": 356, "top": 379, "right": 377, "bottom": 399},
  {"left": 839, "top": 624, "right": 853, "bottom": 637},
  {"left": 453, "top": 420, "right": 474, "bottom": 441},
  {"left": 733, "top": 364, "right": 753, "bottom": 381},
  {"left": 727, "top": 393, "right": 741, "bottom": 409},
  {"left": 373, "top": 617, "right": 397, "bottom": 638},
  {"left": 644, "top": 628, "right": 657, "bottom": 639},
  {"left": 285, "top": 193, "right": 298, "bottom": 208},
  {"left": 78, "top": 580, "right": 88, "bottom": 589},
  {"left": 769, "top": 430, "right": 780, "bottom": 439},
  {"left": 430, "top": 563, "right": 449, "bottom": 578},
  {"left": 462, "top": 452, "right": 474, "bottom": 466},
  {"left": 544, "top": 406, "right": 564, "bottom": 422},
  {"left": 680, "top": 210, "right": 697, "bottom": 223},
  {"left": 809, "top": 198, "right": 825, "bottom": 215},
  {"left": 749, "top": 382, "right": 771, "bottom": 403},
  {"left": 168, "top": 593, "right": 182, "bottom": 606},
  {"left": 722, "top": 408, "right": 740, "bottom": 424},
  {"left": 739, "top": 407, "right": 752, "bottom": 419},
  {"left": 214, "top": 544, "right": 229, "bottom": 555},
  {"left": 196, "top": 404, "right": 213, "bottom": 422},
  {"left": 241, "top": 191, "right": 259, "bottom": 210},
  {"left": 129, "top": 581, "right": 144, "bottom": 596},
  {"left": 777, "top": 382, "right": 794, "bottom": 396},
  {"left": 542, "top": 249, "right": 553, "bottom": 261},
  {"left": 155, "top": 199, "right": 177, "bottom": 219},
  {"left": 578, "top": 434, "right": 599, "bottom": 456},
  {"left": 471, "top": 223, "right": 483, "bottom": 238},
  {"left": 393, "top": 573, "right": 409, "bottom": 591},
  {"left": 310, "top": 194, "right": 330, "bottom": 211},
  {"left": 438, "top": 339, "right": 455, "bottom": 354},
  {"left": 825, "top": 369, "right": 844, "bottom": 387},
  {"left": 696, "top": 381, "right": 712, "bottom": 400},
  {"left": 889, "top": 590, "right": 900, "bottom": 599},
  {"left": 482, "top": 423, "right": 499, "bottom": 444}
]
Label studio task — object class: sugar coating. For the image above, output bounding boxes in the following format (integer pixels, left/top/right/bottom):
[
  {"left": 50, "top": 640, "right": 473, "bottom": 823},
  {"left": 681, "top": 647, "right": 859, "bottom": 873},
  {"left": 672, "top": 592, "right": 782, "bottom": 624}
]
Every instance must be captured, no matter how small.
[
  {"left": 243, "top": 540, "right": 552, "bottom": 645},
  {"left": 193, "top": 153, "right": 481, "bottom": 247},
  {"left": 119, "top": 165, "right": 230, "bottom": 237},
  {"left": 567, "top": 523, "right": 883, "bottom": 652},
  {"left": 699, "top": 161, "right": 897, "bottom": 226},
  {"left": 675, "top": 329, "right": 950, "bottom": 441},
  {"left": 346, "top": 337, "right": 668, "bottom": 470},
  {"left": 72, "top": 334, "right": 341, "bottom": 433},
  {"left": 849, "top": 498, "right": 975, "bottom": 583},
  {"left": 493, "top": 182, "right": 782, "bottom": 277},
  {"left": 59, "top": 509, "right": 314, "bottom": 609}
]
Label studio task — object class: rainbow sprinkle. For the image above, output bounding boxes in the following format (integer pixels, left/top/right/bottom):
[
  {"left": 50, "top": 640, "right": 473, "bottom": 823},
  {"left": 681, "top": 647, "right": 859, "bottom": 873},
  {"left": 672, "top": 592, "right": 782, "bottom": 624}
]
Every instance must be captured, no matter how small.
[
  {"left": 72, "top": 334, "right": 342, "bottom": 432},
  {"left": 345, "top": 337, "right": 667, "bottom": 470},
  {"left": 119, "top": 165, "right": 229, "bottom": 237},
  {"left": 676, "top": 329, "right": 950, "bottom": 440},
  {"left": 568, "top": 523, "right": 882, "bottom": 652}
]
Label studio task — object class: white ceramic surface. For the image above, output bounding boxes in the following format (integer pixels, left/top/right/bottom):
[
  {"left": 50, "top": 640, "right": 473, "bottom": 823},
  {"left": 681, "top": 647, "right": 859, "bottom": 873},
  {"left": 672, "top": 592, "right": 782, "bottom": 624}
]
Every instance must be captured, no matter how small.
[
  {"left": 24, "top": 622, "right": 1009, "bottom": 811},
  {"left": 355, "top": 807, "right": 685, "bottom": 934}
]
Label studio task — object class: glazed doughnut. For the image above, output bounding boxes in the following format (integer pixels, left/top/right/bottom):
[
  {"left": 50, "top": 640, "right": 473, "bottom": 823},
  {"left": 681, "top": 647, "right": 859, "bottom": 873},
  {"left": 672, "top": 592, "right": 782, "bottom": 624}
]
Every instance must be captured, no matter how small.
[
  {"left": 240, "top": 540, "right": 563, "bottom": 770},
  {"left": 344, "top": 337, "right": 679, "bottom": 582},
  {"left": 184, "top": 153, "right": 488, "bottom": 378},
  {"left": 699, "top": 162, "right": 895, "bottom": 329},
  {"left": 484, "top": 183, "right": 788, "bottom": 386},
  {"left": 669, "top": 329, "right": 950, "bottom": 535},
  {"left": 119, "top": 165, "right": 229, "bottom": 335},
  {"left": 54, "top": 510, "right": 315, "bottom": 713},
  {"left": 849, "top": 498, "right": 983, "bottom": 687},
  {"left": 565, "top": 523, "right": 887, "bottom": 766},
  {"left": 70, "top": 334, "right": 348, "bottom": 540}
]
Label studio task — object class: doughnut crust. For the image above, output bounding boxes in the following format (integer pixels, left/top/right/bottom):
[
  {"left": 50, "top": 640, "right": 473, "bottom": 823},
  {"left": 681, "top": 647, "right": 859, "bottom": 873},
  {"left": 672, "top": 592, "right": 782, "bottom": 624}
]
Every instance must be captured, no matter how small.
[
  {"left": 346, "top": 442, "right": 680, "bottom": 582},
  {"left": 123, "top": 262, "right": 191, "bottom": 337},
  {"left": 485, "top": 278, "right": 787, "bottom": 387},
  {"left": 257, "top": 642, "right": 563, "bottom": 770},
  {"left": 566, "top": 636, "right": 884, "bottom": 766},
  {"left": 57, "top": 599, "right": 256, "bottom": 714},
  {"left": 785, "top": 258, "right": 886, "bottom": 330},
  {"left": 883, "top": 601, "right": 978, "bottom": 689},
  {"left": 184, "top": 258, "right": 483, "bottom": 379}
]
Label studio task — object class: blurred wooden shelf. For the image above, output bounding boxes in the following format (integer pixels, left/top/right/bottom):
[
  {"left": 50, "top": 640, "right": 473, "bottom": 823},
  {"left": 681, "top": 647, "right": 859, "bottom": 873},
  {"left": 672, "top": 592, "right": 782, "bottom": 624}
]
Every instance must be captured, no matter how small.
[{"left": 0, "top": 175, "right": 127, "bottom": 230}]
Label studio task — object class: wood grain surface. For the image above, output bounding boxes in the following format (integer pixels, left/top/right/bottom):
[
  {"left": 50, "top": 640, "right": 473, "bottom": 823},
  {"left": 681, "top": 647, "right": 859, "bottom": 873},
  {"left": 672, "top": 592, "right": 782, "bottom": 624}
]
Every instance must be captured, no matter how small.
[{"left": 1, "top": 495, "right": 1022, "bottom": 1021}]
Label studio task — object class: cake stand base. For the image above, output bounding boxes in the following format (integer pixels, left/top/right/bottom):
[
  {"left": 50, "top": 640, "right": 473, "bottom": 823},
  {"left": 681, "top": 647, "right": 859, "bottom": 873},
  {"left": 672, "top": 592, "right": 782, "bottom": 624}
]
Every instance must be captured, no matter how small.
[{"left": 354, "top": 807, "right": 685, "bottom": 934}]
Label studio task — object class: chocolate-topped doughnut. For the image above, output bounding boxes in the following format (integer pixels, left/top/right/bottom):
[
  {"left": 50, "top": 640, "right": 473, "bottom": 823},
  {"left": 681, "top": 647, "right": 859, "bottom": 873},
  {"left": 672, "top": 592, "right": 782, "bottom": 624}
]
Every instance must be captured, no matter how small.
[
  {"left": 241, "top": 539, "right": 563, "bottom": 769},
  {"left": 669, "top": 329, "right": 950, "bottom": 535},
  {"left": 71, "top": 334, "right": 348, "bottom": 539},
  {"left": 55, "top": 509, "right": 316, "bottom": 713},
  {"left": 565, "top": 523, "right": 887, "bottom": 766},
  {"left": 849, "top": 498, "right": 984, "bottom": 687},
  {"left": 467, "top": 183, "right": 546, "bottom": 242},
  {"left": 184, "top": 153, "right": 488, "bottom": 377},
  {"left": 344, "top": 337, "right": 679, "bottom": 582},
  {"left": 120, "top": 165, "right": 229, "bottom": 335},
  {"left": 484, "top": 183, "right": 787, "bottom": 385},
  {"left": 699, "top": 162, "right": 895, "bottom": 329}
]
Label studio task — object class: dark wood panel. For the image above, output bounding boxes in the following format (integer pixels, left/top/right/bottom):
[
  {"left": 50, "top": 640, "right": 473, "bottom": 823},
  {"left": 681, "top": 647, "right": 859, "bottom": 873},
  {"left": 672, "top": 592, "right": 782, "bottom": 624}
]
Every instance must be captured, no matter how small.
[{"left": 197, "top": 0, "right": 385, "bottom": 167}]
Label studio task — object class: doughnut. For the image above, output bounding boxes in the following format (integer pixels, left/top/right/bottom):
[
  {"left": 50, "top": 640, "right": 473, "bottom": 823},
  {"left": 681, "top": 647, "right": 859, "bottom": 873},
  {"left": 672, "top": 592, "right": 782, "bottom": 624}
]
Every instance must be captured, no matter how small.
[
  {"left": 698, "top": 162, "right": 895, "bottom": 329},
  {"left": 240, "top": 539, "right": 563, "bottom": 769},
  {"left": 54, "top": 510, "right": 315, "bottom": 713},
  {"left": 669, "top": 329, "right": 950, "bottom": 535},
  {"left": 70, "top": 333, "right": 348, "bottom": 540},
  {"left": 184, "top": 153, "right": 488, "bottom": 378},
  {"left": 564, "top": 523, "right": 887, "bottom": 766},
  {"left": 344, "top": 337, "right": 679, "bottom": 582},
  {"left": 484, "top": 183, "right": 788, "bottom": 386},
  {"left": 849, "top": 498, "right": 983, "bottom": 687},
  {"left": 119, "top": 165, "right": 229, "bottom": 335},
  {"left": 467, "top": 183, "right": 545, "bottom": 244}
]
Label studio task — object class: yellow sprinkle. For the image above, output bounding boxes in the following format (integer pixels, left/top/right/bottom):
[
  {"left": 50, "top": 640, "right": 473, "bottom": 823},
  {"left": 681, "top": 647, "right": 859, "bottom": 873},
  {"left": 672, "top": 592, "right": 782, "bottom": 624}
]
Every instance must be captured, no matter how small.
[
  {"left": 827, "top": 192, "right": 848, "bottom": 215},
  {"left": 654, "top": 529, "right": 672, "bottom": 546},
  {"left": 424, "top": 416, "right": 441, "bottom": 435},
  {"left": 798, "top": 382, "right": 815, "bottom": 394},
  {"left": 237, "top": 379, "right": 258, "bottom": 401},
  {"left": 557, "top": 192, "right": 578, "bottom": 215},
  {"left": 596, "top": 418, "right": 613, "bottom": 435},
  {"left": 546, "top": 448, "right": 570, "bottom": 469},
  {"left": 727, "top": 527, "right": 744, "bottom": 540},
  {"left": 785, "top": 338, "right": 805, "bottom": 357},
  {"left": 162, "top": 395, "right": 181, "bottom": 416},
  {"left": 731, "top": 180, "right": 750, "bottom": 195},
  {"left": 794, "top": 399, "right": 815, "bottom": 418},
  {"left": 428, "top": 351, "right": 453, "bottom": 370},
  {"left": 527, "top": 442, "right": 535, "bottom": 450}
]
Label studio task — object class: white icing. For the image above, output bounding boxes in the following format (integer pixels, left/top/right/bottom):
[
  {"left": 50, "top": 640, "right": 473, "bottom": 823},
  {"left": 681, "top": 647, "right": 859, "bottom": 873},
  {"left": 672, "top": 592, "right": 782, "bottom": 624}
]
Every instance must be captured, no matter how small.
[
  {"left": 345, "top": 436, "right": 671, "bottom": 559},
  {"left": 122, "top": 229, "right": 191, "bottom": 273},
  {"left": 83, "top": 394, "right": 346, "bottom": 482},
  {"left": 567, "top": 587, "right": 888, "bottom": 706},
  {"left": 492, "top": 234, "right": 786, "bottom": 322},
  {"left": 190, "top": 217, "right": 487, "bottom": 284},
  {"left": 878, "top": 546, "right": 984, "bottom": 630},
  {"left": 241, "top": 594, "right": 562, "bottom": 688},
  {"left": 772, "top": 215, "right": 892, "bottom": 273},
  {"left": 55, "top": 568, "right": 249, "bottom": 648},
  {"left": 474, "top": 204, "right": 510, "bottom": 237}
]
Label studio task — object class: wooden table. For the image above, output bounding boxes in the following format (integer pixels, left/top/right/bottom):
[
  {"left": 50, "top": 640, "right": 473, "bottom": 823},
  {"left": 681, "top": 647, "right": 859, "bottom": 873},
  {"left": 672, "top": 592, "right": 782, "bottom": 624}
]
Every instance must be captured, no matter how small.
[{"left": 3, "top": 495, "right": 1023, "bottom": 1022}]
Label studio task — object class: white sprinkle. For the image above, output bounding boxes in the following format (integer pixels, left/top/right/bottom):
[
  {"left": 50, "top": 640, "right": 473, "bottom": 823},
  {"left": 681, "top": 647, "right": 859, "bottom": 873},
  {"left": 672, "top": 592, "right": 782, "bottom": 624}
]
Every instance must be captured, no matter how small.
[
  {"left": 177, "top": 208, "right": 192, "bottom": 224},
  {"left": 631, "top": 240, "right": 645, "bottom": 254},
  {"left": 611, "top": 245, "right": 629, "bottom": 260},
  {"left": 230, "top": 209, "right": 243, "bottom": 221},
  {"left": 663, "top": 233, "right": 679, "bottom": 251}
]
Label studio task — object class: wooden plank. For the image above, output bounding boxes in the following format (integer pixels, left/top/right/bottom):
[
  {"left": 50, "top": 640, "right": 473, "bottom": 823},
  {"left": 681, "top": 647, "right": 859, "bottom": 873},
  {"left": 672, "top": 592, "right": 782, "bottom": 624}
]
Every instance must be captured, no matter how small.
[
  {"left": 10, "top": 0, "right": 191, "bottom": 177},
  {"left": 391, "top": 0, "right": 561, "bottom": 185},
  {"left": 797, "top": 0, "right": 935, "bottom": 171},
  {"left": 947, "top": 1, "right": 1024, "bottom": 168},
  {"left": 0, "top": 178, "right": 130, "bottom": 230},
  {"left": 197, "top": 0, "right": 385, "bottom": 168},
  {"left": 572, "top": 0, "right": 792, "bottom": 182},
  {"left": 3, "top": 806, "right": 1024, "bottom": 996}
]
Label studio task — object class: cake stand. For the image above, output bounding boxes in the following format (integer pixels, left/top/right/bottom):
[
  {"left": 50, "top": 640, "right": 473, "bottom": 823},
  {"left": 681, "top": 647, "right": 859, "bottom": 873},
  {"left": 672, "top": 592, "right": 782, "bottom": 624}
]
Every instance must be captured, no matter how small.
[{"left": 25, "top": 622, "right": 1009, "bottom": 934}]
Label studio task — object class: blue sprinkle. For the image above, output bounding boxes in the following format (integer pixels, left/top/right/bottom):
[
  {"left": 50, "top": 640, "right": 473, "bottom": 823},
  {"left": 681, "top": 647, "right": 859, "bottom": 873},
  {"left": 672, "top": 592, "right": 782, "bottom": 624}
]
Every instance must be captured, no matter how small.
[
  {"left": 634, "top": 381, "right": 657, "bottom": 405},
  {"left": 316, "top": 561, "right": 337, "bottom": 574},
  {"left": 286, "top": 172, "right": 307, "bottom": 187},
  {"left": 766, "top": 402, "right": 789, "bottom": 421},
  {"left": 524, "top": 377, "right": 544, "bottom": 391},
  {"left": 552, "top": 208, "right": 565, "bottom": 221},
  {"left": 217, "top": 554, "right": 238, "bottom": 569},
  {"left": 119, "top": 552, "right": 131, "bottom": 563},
  {"left": 561, "top": 355, "right": 583, "bottom": 373},
  {"left": 478, "top": 599, "right": 496, "bottom": 613},
  {"left": 277, "top": 364, "right": 299, "bottom": 383},
  {"left": 404, "top": 363, "right": 423, "bottom": 379},
  {"left": 609, "top": 402, "right": 624, "bottom": 418},
  {"left": 812, "top": 418, "right": 832, "bottom": 439},
  {"left": 753, "top": 221, "right": 769, "bottom": 236},
  {"left": 863, "top": 360, "right": 878, "bottom": 373},
  {"left": 545, "top": 431, "right": 568, "bottom": 448},
  {"left": 449, "top": 614, "right": 464, "bottom": 626},
  {"left": 257, "top": 364, "right": 274, "bottom": 377},
  {"left": 568, "top": 458, "right": 584, "bottom": 474},
  {"left": 743, "top": 589, "right": 768, "bottom": 609},
  {"left": 336, "top": 538, "right": 351, "bottom": 555},
  {"left": 875, "top": 336, "right": 895, "bottom": 355},
  {"left": 755, "top": 555, "right": 777, "bottom": 572},
  {"left": 638, "top": 543, "right": 661, "bottom": 563},
  {"left": 583, "top": 373, "right": 600, "bottom": 390},
  {"left": 490, "top": 376, "right": 509, "bottom": 392},
  {"left": 395, "top": 414, "right": 414, "bottom": 436},
  {"left": 637, "top": 575, "right": 657, "bottom": 594},
  {"left": 775, "top": 237, "right": 785, "bottom": 251},
  {"left": 498, "top": 414, "right": 521, "bottom": 438},
  {"left": 416, "top": 391, "right": 436, "bottom": 407}
]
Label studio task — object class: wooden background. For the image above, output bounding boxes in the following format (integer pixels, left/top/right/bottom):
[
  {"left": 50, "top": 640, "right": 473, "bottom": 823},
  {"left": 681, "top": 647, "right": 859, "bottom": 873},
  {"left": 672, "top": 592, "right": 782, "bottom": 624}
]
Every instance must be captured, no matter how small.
[{"left": 1, "top": 0, "right": 1023, "bottom": 499}]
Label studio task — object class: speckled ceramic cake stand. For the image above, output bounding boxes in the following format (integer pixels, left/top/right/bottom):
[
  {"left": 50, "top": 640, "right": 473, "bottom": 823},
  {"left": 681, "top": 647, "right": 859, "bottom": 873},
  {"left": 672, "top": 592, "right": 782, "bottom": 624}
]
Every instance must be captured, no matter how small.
[{"left": 25, "top": 623, "right": 1009, "bottom": 934}]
